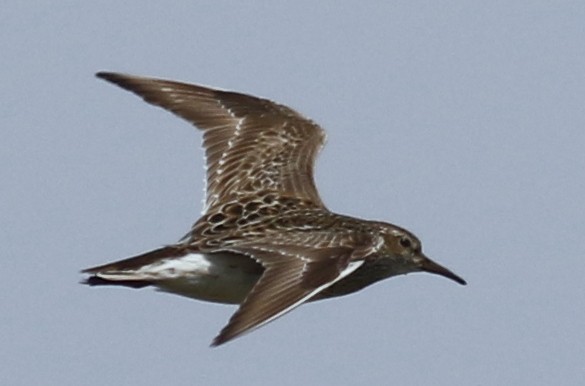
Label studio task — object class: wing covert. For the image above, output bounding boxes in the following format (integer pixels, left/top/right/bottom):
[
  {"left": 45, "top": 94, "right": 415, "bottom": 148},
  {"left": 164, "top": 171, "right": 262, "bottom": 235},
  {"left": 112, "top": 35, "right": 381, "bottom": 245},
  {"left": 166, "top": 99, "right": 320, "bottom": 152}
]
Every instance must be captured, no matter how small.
[{"left": 96, "top": 72, "right": 326, "bottom": 211}]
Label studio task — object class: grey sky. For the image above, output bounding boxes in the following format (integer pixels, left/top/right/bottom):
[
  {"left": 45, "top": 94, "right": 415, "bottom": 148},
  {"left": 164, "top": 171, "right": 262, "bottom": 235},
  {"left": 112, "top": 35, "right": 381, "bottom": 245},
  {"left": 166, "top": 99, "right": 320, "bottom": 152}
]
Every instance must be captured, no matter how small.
[{"left": 2, "top": 1, "right": 584, "bottom": 385}]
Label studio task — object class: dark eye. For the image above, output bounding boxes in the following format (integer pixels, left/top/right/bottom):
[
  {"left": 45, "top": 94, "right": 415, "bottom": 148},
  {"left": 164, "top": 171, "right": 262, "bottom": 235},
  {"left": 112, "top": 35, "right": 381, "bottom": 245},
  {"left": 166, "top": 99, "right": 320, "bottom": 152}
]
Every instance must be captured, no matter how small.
[{"left": 399, "top": 237, "right": 412, "bottom": 248}]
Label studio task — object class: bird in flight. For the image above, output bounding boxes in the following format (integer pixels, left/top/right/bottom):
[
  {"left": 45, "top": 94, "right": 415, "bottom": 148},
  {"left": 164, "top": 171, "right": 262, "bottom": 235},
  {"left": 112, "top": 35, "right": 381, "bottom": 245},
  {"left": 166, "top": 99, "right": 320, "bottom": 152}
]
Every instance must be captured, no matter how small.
[{"left": 83, "top": 73, "right": 466, "bottom": 346}]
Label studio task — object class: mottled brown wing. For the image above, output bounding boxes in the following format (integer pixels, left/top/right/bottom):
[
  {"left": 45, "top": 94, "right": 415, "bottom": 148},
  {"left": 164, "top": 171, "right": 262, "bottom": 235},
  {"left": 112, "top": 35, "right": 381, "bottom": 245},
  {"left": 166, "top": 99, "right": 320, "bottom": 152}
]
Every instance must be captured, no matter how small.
[
  {"left": 211, "top": 244, "right": 365, "bottom": 346},
  {"left": 96, "top": 72, "right": 326, "bottom": 211}
]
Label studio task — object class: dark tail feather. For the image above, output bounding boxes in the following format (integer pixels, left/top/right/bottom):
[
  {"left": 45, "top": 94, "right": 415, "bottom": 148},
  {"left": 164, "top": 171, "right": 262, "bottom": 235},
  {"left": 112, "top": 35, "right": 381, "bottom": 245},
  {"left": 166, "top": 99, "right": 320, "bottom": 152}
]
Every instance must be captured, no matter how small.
[
  {"left": 82, "top": 276, "right": 152, "bottom": 289},
  {"left": 82, "top": 245, "right": 190, "bottom": 274},
  {"left": 81, "top": 245, "right": 191, "bottom": 288}
]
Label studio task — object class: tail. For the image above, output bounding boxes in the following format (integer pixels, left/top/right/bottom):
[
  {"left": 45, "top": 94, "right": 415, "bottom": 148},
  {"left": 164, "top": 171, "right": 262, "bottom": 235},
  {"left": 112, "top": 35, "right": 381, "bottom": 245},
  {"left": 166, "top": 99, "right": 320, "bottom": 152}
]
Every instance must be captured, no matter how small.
[
  {"left": 82, "top": 275, "right": 151, "bottom": 288},
  {"left": 81, "top": 245, "right": 189, "bottom": 288}
]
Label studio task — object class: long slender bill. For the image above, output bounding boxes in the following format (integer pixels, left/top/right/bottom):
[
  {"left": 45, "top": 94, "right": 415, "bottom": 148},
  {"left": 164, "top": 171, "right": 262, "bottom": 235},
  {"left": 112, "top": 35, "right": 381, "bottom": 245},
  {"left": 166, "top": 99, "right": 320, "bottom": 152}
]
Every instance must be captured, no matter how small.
[{"left": 419, "top": 257, "right": 467, "bottom": 285}]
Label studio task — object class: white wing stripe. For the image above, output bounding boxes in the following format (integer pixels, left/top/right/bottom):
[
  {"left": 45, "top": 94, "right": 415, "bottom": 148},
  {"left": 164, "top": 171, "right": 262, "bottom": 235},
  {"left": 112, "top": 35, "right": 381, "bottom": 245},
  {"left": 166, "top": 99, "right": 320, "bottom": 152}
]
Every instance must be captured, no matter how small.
[{"left": 238, "top": 260, "right": 365, "bottom": 338}]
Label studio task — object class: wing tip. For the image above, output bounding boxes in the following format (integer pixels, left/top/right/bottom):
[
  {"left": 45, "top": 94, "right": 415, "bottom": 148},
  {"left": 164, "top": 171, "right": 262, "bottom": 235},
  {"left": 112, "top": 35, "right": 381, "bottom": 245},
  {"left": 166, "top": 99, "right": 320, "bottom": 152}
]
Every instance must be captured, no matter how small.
[
  {"left": 96, "top": 71, "right": 119, "bottom": 81},
  {"left": 95, "top": 71, "right": 137, "bottom": 89},
  {"left": 209, "top": 323, "right": 243, "bottom": 347},
  {"left": 209, "top": 335, "right": 225, "bottom": 348}
]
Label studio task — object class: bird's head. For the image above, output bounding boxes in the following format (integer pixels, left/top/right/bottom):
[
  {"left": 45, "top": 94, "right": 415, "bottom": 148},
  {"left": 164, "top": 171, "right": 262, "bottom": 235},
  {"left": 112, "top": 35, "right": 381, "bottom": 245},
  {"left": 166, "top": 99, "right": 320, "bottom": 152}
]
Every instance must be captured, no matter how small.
[{"left": 375, "top": 223, "right": 467, "bottom": 285}]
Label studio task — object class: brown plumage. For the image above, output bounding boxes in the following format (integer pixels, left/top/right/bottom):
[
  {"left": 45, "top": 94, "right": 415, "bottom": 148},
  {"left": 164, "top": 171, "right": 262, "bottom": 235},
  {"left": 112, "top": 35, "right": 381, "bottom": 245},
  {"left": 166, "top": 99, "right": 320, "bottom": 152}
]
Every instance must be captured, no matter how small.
[{"left": 83, "top": 73, "right": 466, "bottom": 346}]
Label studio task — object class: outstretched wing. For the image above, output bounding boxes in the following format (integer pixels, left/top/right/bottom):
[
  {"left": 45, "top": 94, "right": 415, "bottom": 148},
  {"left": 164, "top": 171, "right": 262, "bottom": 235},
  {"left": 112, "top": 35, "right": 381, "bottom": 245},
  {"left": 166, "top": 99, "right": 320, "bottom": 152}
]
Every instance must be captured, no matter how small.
[
  {"left": 211, "top": 244, "right": 365, "bottom": 346},
  {"left": 96, "top": 72, "right": 327, "bottom": 211}
]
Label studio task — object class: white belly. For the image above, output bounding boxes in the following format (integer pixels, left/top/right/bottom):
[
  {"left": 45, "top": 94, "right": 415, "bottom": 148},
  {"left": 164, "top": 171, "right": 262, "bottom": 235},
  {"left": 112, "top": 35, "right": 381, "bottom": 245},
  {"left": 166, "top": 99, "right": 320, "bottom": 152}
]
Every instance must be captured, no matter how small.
[{"left": 152, "top": 252, "right": 261, "bottom": 304}]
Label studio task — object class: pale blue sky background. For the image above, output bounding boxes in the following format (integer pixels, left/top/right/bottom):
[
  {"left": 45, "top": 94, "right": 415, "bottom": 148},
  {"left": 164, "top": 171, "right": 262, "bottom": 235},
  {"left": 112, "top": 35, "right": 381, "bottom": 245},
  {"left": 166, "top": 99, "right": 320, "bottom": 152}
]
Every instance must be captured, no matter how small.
[{"left": 2, "top": 2, "right": 584, "bottom": 385}]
